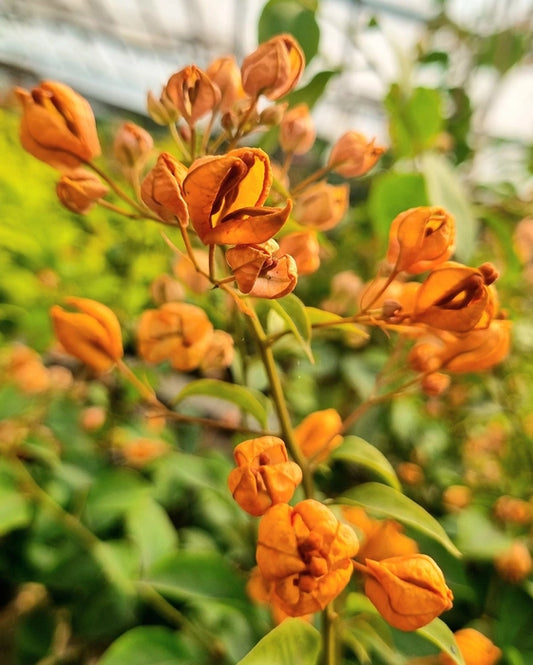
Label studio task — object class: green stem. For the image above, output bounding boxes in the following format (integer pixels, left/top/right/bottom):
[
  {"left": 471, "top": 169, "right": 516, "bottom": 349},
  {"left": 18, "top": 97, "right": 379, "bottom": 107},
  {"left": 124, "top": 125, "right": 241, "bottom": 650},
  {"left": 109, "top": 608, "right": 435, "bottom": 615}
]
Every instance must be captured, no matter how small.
[
  {"left": 246, "top": 313, "right": 314, "bottom": 499},
  {"left": 87, "top": 161, "right": 148, "bottom": 216},
  {"left": 322, "top": 604, "right": 337, "bottom": 665},
  {"left": 168, "top": 122, "right": 191, "bottom": 162}
]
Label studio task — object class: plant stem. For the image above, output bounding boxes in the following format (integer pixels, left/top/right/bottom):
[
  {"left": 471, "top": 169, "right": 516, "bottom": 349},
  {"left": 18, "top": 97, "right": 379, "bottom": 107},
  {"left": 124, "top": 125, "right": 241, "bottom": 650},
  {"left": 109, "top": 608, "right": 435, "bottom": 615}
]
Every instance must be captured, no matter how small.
[{"left": 246, "top": 313, "right": 314, "bottom": 499}]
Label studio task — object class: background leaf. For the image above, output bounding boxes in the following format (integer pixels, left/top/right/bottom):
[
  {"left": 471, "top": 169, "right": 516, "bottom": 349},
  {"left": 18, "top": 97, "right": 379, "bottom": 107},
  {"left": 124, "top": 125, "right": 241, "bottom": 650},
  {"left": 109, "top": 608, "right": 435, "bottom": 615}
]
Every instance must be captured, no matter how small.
[
  {"left": 99, "top": 626, "right": 196, "bottom": 665},
  {"left": 258, "top": 0, "right": 320, "bottom": 65},
  {"left": 417, "top": 619, "right": 466, "bottom": 665}
]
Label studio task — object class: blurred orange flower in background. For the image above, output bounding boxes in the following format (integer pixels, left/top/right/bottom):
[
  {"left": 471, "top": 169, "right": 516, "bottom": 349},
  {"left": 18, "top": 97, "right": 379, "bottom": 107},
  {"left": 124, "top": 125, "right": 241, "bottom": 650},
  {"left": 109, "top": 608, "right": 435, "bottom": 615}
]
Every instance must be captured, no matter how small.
[
  {"left": 294, "top": 408, "right": 343, "bottom": 463},
  {"left": 137, "top": 302, "right": 214, "bottom": 372},
  {"left": 256, "top": 499, "right": 358, "bottom": 616},
  {"left": 327, "top": 131, "right": 385, "bottom": 178},
  {"left": 16, "top": 81, "right": 101, "bottom": 170},
  {"left": 293, "top": 182, "right": 349, "bottom": 231},
  {"left": 50, "top": 297, "right": 123, "bottom": 373},
  {"left": 228, "top": 436, "right": 302, "bottom": 516},
  {"left": 279, "top": 103, "right": 316, "bottom": 155}
]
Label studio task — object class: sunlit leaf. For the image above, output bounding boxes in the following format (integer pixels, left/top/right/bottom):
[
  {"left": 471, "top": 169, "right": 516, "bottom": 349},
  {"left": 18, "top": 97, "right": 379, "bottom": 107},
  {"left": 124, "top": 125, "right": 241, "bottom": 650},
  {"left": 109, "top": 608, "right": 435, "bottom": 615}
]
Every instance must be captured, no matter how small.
[
  {"left": 417, "top": 619, "right": 466, "bottom": 665},
  {"left": 99, "top": 626, "right": 195, "bottom": 665},
  {"left": 125, "top": 495, "right": 178, "bottom": 571},
  {"left": 287, "top": 70, "right": 340, "bottom": 109},
  {"left": 236, "top": 618, "right": 321, "bottom": 665},
  {"left": 332, "top": 436, "right": 401, "bottom": 490},
  {"left": 266, "top": 293, "right": 313, "bottom": 361},
  {"left": 174, "top": 378, "right": 268, "bottom": 428},
  {"left": 306, "top": 307, "right": 369, "bottom": 339},
  {"left": 337, "top": 482, "right": 461, "bottom": 556}
]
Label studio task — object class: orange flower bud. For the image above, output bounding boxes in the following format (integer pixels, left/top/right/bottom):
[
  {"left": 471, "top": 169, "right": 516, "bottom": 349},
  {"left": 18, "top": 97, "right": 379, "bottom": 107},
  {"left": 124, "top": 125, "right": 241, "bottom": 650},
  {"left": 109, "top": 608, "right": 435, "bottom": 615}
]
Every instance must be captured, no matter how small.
[
  {"left": 278, "top": 231, "right": 321, "bottom": 276},
  {"left": 256, "top": 500, "right": 359, "bottom": 616},
  {"left": 279, "top": 104, "right": 316, "bottom": 155},
  {"left": 386, "top": 206, "right": 456, "bottom": 274},
  {"left": 7, "top": 344, "right": 51, "bottom": 394},
  {"left": 206, "top": 55, "right": 245, "bottom": 113},
  {"left": 16, "top": 81, "right": 101, "bottom": 170},
  {"left": 241, "top": 34, "right": 305, "bottom": 100},
  {"left": 120, "top": 437, "right": 169, "bottom": 468},
  {"left": 327, "top": 131, "right": 385, "bottom": 178},
  {"left": 113, "top": 121, "right": 153, "bottom": 170},
  {"left": 494, "top": 541, "right": 532, "bottom": 584},
  {"left": 200, "top": 329, "right": 235, "bottom": 372},
  {"left": 363, "top": 554, "right": 453, "bottom": 631},
  {"left": 248, "top": 253, "right": 298, "bottom": 299},
  {"left": 226, "top": 240, "right": 280, "bottom": 294},
  {"left": 322, "top": 270, "right": 364, "bottom": 315},
  {"left": 439, "top": 628, "right": 502, "bottom": 665},
  {"left": 294, "top": 182, "right": 349, "bottom": 231},
  {"left": 294, "top": 409, "right": 343, "bottom": 463},
  {"left": 228, "top": 436, "right": 302, "bottom": 516},
  {"left": 56, "top": 169, "right": 108, "bottom": 214},
  {"left": 183, "top": 148, "right": 291, "bottom": 245},
  {"left": 162, "top": 65, "right": 220, "bottom": 125},
  {"left": 442, "top": 485, "right": 472, "bottom": 513},
  {"left": 146, "top": 90, "right": 180, "bottom": 125},
  {"left": 80, "top": 405, "right": 106, "bottom": 431},
  {"left": 141, "top": 152, "right": 189, "bottom": 226},
  {"left": 50, "top": 297, "right": 123, "bottom": 373},
  {"left": 149, "top": 274, "right": 186, "bottom": 305},
  {"left": 137, "top": 302, "right": 214, "bottom": 372},
  {"left": 397, "top": 462, "right": 425, "bottom": 486},
  {"left": 493, "top": 495, "right": 532, "bottom": 525},
  {"left": 420, "top": 371, "right": 451, "bottom": 396},
  {"left": 411, "top": 262, "right": 497, "bottom": 332}
]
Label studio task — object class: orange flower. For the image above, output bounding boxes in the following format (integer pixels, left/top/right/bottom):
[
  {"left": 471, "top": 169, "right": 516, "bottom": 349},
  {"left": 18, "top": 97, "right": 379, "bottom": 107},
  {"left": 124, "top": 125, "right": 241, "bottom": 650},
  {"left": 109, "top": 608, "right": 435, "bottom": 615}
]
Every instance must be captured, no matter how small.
[
  {"left": 16, "top": 81, "right": 101, "bottom": 170},
  {"left": 200, "top": 330, "right": 235, "bottom": 372},
  {"left": 411, "top": 262, "right": 498, "bottom": 332},
  {"left": 247, "top": 254, "right": 298, "bottom": 299},
  {"left": 256, "top": 499, "right": 359, "bottom": 616},
  {"left": 494, "top": 541, "right": 532, "bottom": 583},
  {"left": 113, "top": 121, "right": 153, "bottom": 170},
  {"left": 294, "top": 409, "right": 343, "bottom": 463},
  {"left": 279, "top": 104, "right": 316, "bottom": 155},
  {"left": 120, "top": 437, "right": 169, "bottom": 468},
  {"left": 206, "top": 55, "right": 245, "bottom": 113},
  {"left": 386, "top": 206, "right": 456, "bottom": 274},
  {"left": 493, "top": 495, "right": 533, "bottom": 525},
  {"left": 228, "top": 436, "right": 302, "bottom": 516},
  {"left": 183, "top": 147, "right": 291, "bottom": 245},
  {"left": 7, "top": 344, "right": 51, "bottom": 394},
  {"left": 137, "top": 302, "right": 214, "bottom": 372},
  {"left": 439, "top": 628, "right": 502, "bottom": 665},
  {"left": 278, "top": 231, "right": 320, "bottom": 276},
  {"left": 56, "top": 169, "right": 108, "bottom": 214},
  {"left": 162, "top": 65, "right": 221, "bottom": 125},
  {"left": 241, "top": 34, "right": 305, "bottom": 100},
  {"left": 363, "top": 554, "right": 453, "bottom": 631},
  {"left": 246, "top": 565, "right": 313, "bottom": 624},
  {"left": 408, "top": 319, "right": 511, "bottom": 375},
  {"left": 343, "top": 508, "right": 419, "bottom": 562},
  {"left": 141, "top": 152, "right": 189, "bottom": 226},
  {"left": 442, "top": 485, "right": 472, "bottom": 513},
  {"left": 327, "top": 131, "right": 385, "bottom": 178},
  {"left": 50, "top": 297, "right": 123, "bottom": 373},
  {"left": 294, "top": 182, "right": 349, "bottom": 231}
]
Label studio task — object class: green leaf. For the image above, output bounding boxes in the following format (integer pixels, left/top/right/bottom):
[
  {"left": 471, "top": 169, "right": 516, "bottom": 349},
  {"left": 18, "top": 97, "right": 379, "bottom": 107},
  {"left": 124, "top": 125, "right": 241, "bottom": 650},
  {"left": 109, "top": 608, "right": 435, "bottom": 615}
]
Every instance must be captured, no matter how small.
[
  {"left": 83, "top": 469, "right": 149, "bottom": 532},
  {"left": 145, "top": 550, "right": 247, "bottom": 603},
  {"left": 125, "top": 495, "right": 178, "bottom": 571},
  {"left": 0, "top": 482, "right": 32, "bottom": 536},
  {"left": 266, "top": 293, "right": 313, "bottom": 361},
  {"left": 236, "top": 618, "right": 321, "bottom": 665},
  {"left": 419, "top": 151, "right": 478, "bottom": 262},
  {"left": 385, "top": 84, "right": 443, "bottom": 158},
  {"left": 332, "top": 436, "right": 401, "bottom": 490},
  {"left": 258, "top": 1, "right": 320, "bottom": 65},
  {"left": 417, "top": 619, "right": 465, "bottom": 665},
  {"left": 454, "top": 507, "right": 513, "bottom": 560},
  {"left": 337, "top": 482, "right": 461, "bottom": 556},
  {"left": 368, "top": 171, "right": 429, "bottom": 246},
  {"left": 287, "top": 70, "right": 340, "bottom": 109},
  {"left": 174, "top": 378, "right": 268, "bottom": 428},
  {"left": 99, "top": 626, "right": 194, "bottom": 665}
]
